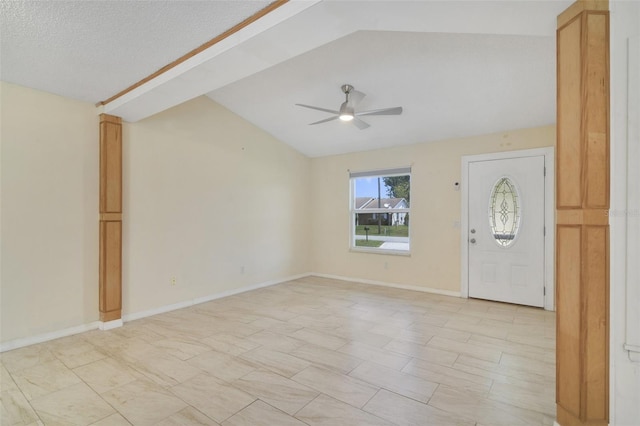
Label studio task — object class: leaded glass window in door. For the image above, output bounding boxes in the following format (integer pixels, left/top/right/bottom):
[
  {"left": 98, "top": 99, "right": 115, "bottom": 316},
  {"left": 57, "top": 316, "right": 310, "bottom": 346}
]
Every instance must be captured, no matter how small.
[{"left": 489, "top": 177, "right": 521, "bottom": 247}]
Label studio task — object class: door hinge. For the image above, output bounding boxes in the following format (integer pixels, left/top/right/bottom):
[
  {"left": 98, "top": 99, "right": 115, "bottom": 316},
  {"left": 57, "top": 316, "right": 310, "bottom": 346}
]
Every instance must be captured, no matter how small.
[
  {"left": 544, "top": 287, "right": 546, "bottom": 296},
  {"left": 543, "top": 226, "right": 546, "bottom": 236},
  {"left": 544, "top": 166, "right": 546, "bottom": 176}
]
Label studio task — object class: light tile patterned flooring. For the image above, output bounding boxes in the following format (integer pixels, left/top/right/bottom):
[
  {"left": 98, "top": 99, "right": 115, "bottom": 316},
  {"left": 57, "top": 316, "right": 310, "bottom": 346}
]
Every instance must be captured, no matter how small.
[{"left": 1, "top": 276, "right": 556, "bottom": 426}]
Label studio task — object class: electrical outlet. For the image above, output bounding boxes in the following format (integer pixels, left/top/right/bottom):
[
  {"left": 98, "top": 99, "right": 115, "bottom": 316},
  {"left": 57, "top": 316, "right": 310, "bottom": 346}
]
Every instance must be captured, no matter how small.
[{"left": 171, "top": 276, "right": 176, "bottom": 286}]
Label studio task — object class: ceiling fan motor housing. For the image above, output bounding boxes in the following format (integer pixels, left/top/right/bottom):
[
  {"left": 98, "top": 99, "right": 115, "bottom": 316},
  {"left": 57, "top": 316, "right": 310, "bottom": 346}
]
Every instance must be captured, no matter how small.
[{"left": 341, "top": 84, "right": 354, "bottom": 95}]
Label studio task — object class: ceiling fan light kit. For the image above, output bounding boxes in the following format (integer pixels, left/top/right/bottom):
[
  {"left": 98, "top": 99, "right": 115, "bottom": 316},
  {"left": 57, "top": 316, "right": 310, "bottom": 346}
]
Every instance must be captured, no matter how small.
[
  {"left": 338, "top": 103, "right": 354, "bottom": 121},
  {"left": 296, "top": 84, "right": 402, "bottom": 130}
]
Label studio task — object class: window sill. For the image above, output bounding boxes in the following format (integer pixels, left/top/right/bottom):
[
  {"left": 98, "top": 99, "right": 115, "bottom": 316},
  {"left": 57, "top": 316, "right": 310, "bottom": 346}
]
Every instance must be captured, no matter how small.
[{"left": 350, "top": 247, "right": 411, "bottom": 256}]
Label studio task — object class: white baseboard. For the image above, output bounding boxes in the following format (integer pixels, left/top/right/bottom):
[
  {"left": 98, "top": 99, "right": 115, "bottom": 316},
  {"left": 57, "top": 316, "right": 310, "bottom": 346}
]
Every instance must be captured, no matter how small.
[
  {"left": 122, "top": 272, "right": 312, "bottom": 323},
  {"left": 121, "top": 299, "right": 196, "bottom": 322},
  {"left": 553, "top": 422, "right": 560, "bottom": 426},
  {"left": 0, "top": 273, "right": 450, "bottom": 353},
  {"left": 193, "top": 273, "right": 311, "bottom": 304},
  {"left": 99, "top": 319, "right": 123, "bottom": 331},
  {"left": 0, "top": 321, "right": 100, "bottom": 353},
  {"left": 0, "top": 272, "right": 311, "bottom": 353},
  {"left": 0, "top": 272, "right": 456, "bottom": 352},
  {"left": 310, "top": 273, "right": 462, "bottom": 298}
]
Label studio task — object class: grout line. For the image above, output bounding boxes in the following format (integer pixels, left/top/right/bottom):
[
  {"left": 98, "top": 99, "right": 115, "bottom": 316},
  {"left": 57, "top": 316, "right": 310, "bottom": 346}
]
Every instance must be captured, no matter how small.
[
  {"left": 359, "top": 387, "right": 382, "bottom": 410},
  {"left": 291, "top": 394, "right": 330, "bottom": 426},
  {"left": 7, "top": 369, "right": 46, "bottom": 426},
  {"left": 425, "top": 382, "right": 440, "bottom": 406}
]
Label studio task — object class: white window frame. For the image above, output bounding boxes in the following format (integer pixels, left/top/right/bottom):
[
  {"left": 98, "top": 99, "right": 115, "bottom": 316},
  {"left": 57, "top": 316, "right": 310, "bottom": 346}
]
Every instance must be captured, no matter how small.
[{"left": 349, "top": 167, "right": 411, "bottom": 256}]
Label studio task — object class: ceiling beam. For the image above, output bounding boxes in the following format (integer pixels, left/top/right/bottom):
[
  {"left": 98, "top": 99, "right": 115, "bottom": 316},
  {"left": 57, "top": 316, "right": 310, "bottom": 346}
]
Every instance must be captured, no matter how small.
[{"left": 98, "top": 0, "right": 290, "bottom": 106}]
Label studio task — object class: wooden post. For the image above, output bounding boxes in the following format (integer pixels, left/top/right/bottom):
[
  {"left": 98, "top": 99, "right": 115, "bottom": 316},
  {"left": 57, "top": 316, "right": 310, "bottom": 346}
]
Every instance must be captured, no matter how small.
[
  {"left": 99, "top": 114, "right": 123, "bottom": 324},
  {"left": 556, "top": 1, "right": 609, "bottom": 425}
]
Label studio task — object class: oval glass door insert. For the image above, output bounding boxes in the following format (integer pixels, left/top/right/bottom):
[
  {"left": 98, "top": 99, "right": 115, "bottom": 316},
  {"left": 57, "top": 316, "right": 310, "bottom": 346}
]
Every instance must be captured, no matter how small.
[{"left": 489, "top": 177, "right": 521, "bottom": 247}]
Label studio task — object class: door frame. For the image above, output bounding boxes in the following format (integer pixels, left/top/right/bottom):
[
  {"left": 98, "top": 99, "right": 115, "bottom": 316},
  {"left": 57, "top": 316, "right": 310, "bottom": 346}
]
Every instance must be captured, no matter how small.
[{"left": 460, "top": 147, "right": 555, "bottom": 311}]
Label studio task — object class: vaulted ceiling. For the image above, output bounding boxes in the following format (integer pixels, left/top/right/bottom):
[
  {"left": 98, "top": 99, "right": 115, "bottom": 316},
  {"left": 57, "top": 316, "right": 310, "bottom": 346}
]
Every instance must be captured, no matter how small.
[{"left": 1, "top": 1, "right": 570, "bottom": 157}]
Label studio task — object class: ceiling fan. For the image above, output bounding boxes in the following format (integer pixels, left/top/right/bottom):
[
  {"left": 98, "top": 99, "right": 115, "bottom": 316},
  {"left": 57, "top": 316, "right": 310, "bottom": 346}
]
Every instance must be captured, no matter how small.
[{"left": 295, "top": 84, "right": 403, "bottom": 130}]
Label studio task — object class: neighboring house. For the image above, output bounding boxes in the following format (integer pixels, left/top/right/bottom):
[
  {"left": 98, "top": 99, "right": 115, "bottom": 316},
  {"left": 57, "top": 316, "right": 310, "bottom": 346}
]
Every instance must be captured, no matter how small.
[{"left": 355, "top": 197, "right": 408, "bottom": 226}]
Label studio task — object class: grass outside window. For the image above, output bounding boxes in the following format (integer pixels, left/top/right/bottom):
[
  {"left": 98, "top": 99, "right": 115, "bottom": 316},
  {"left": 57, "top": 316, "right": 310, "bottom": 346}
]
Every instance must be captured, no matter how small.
[{"left": 354, "top": 225, "right": 408, "bottom": 237}]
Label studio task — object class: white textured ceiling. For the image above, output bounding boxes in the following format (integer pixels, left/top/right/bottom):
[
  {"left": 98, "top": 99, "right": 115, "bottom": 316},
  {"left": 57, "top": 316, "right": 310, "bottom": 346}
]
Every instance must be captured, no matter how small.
[
  {"left": 0, "top": 0, "right": 271, "bottom": 103},
  {"left": 1, "top": 0, "right": 572, "bottom": 157},
  {"left": 209, "top": 30, "right": 556, "bottom": 157}
]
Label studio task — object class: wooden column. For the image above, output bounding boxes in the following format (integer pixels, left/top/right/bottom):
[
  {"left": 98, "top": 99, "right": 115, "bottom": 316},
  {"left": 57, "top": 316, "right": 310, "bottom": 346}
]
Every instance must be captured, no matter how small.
[
  {"left": 99, "top": 114, "right": 123, "bottom": 323},
  {"left": 556, "top": 1, "right": 609, "bottom": 425}
]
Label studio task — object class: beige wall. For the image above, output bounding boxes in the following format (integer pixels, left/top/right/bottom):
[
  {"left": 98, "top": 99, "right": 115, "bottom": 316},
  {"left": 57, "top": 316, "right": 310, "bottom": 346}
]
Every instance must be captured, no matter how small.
[
  {"left": 122, "top": 97, "right": 311, "bottom": 315},
  {"left": 0, "top": 85, "right": 311, "bottom": 345},
  {"left": 0, "top": 82, "right": 99, "bottom": 342},
  {"left": 310, "top": 126, "right": 555, "bottom": 293}
]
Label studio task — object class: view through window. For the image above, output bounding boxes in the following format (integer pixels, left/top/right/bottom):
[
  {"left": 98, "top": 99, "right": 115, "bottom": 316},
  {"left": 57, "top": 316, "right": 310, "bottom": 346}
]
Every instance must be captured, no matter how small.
[{"left": 350, "top": 168, "right": 411, "bottom": 253}]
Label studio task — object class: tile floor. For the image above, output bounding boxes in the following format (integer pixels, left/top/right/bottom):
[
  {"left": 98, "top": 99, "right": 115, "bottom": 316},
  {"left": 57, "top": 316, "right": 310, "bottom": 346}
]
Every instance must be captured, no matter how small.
[{"left": 0, "top": 276, "right": 556, "bottom": 425}]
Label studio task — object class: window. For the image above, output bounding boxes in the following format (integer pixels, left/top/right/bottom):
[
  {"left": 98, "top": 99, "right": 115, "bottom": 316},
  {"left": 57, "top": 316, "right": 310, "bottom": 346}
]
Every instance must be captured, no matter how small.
[
  {"left": 350, "top": 167, "right": 411, "bottom": 253},
  {"left": 489, "top": 176, "right": 521, "bottom": 247}
]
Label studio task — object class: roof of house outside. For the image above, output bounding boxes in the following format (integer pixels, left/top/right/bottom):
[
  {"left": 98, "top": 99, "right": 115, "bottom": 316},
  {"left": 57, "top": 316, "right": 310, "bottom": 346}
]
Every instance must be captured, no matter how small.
[
  {"left": 355, "top": 197, "right": 374, "bottom": 209},
  {"left": 356, "top": 198, "right": 407, "bottom": 210}
]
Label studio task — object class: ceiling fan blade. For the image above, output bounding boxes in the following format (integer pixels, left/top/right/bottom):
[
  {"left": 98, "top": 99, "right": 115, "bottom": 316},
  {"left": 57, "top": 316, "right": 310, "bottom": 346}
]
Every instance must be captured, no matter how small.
[
  {"left": 349, "top": 90, "right": 366, "bottom": 107},
  {"left": 355, "top": 106, "right": 403, "bottom": 116},
  {"left": 352, "top": 117, "right": 370, "bottom": 130},
  {"left": 309, "top": 116, "right": 339, "bottom": 125},
  {"left": 296, "top": 104, "right": 340, "bottom": 115}
]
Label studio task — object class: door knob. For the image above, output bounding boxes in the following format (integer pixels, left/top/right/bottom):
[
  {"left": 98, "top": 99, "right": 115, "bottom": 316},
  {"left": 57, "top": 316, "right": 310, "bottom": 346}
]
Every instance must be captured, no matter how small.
[{"left": 470, "top": 238, "right": 477, "bottom": 244}]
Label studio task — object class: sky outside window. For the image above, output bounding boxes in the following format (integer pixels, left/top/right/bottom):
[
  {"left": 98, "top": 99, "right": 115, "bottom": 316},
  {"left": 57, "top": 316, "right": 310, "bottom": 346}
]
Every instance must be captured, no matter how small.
[{"left": 355, "top": 177, "right": 389, "bottom": 198}]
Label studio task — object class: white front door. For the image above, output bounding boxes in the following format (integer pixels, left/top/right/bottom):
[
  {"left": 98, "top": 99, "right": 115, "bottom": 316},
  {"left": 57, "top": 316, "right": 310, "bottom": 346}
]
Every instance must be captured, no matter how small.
[{"left": 468, "top": 155, "right": 545, "bottom": 307}]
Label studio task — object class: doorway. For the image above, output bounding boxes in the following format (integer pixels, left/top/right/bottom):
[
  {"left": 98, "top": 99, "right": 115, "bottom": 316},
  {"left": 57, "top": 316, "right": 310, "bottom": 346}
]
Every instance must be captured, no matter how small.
[{"left": 461, "top": 147, "right": 555, "bottom": 310}]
